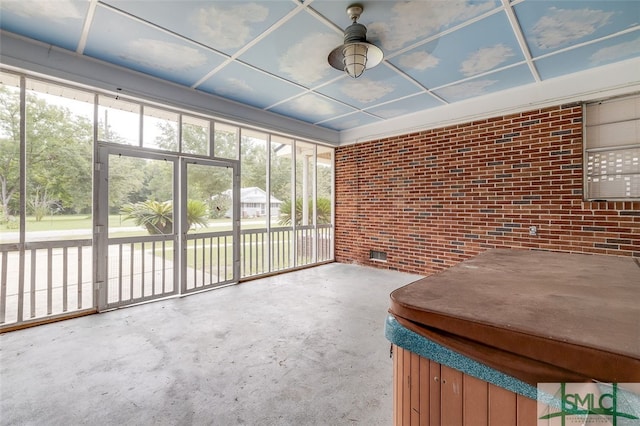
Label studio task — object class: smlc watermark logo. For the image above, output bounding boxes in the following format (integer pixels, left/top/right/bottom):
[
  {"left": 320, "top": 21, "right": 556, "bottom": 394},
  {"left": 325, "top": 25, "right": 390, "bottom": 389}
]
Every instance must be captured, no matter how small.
[{"left": 537, "top": 383, "right": 640, "bottom": 426}]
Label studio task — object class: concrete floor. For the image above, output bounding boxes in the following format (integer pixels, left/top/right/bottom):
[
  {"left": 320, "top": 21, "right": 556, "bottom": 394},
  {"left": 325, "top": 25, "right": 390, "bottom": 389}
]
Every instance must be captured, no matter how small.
[{"left": 0, "top": 263, "right": 422, "bottom": 426}]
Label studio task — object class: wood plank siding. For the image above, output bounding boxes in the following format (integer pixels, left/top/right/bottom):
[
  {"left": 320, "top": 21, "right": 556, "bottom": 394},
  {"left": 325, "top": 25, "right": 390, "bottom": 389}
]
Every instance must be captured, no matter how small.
[{"left": 392, "top": 345, "right": 537, "bottom": 426}]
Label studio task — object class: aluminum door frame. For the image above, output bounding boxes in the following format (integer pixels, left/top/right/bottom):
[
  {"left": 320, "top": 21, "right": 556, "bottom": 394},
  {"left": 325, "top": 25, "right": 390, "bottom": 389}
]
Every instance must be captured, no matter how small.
[
  {"left": 95, "top": 146, "right": 179, "bottom": 310},
  {"left": 179, "top": 157, "right": 240, "bottom": 294}
]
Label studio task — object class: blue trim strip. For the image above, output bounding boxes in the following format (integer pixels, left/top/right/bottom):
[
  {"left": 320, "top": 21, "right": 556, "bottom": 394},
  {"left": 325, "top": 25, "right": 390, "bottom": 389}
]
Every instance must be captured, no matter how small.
[{"left": 385, "top": 315, "right": 538, "bottom": 400}]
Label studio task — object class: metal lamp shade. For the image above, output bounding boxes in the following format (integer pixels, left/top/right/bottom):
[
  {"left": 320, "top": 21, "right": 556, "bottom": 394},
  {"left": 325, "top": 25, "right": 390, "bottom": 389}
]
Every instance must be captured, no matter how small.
[{"left": 328, "top": 19, "right": 383, "bottom": 78}]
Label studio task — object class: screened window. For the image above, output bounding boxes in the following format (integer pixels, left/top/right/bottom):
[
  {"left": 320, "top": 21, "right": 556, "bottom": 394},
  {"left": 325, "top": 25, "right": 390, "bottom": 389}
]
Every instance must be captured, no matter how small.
[
  {"left": 215, "top": 122, "right": 239, "bottom": 160},
  {"left": 0, "top": 68, "right": 335, "bottom": 329},
  {"left": 143, "top": 106, "right": 178, "bottom": 151},
  {"left": 585, "top": 94, "right": 640, "bottom": 200},
  {"left": 98, "top": 95, "right": 140, "bottom": 145},
  {"left": 24, "top": 79, "right": 94, "bottom": 239},
  {"left": 182, "top": 115, "right": 210, "bottom": 156},
  {"left": 317, "top": 145, "right": 333, "bottom": 225},
  {"left": 270, "top": 136, "right": 293, "bottom": 227},
  {"left": 296, "top": 142, "right": 315, "bottom": 226},
  {"left": 0, "top": 72, "right": 21, "bottom": 241}
]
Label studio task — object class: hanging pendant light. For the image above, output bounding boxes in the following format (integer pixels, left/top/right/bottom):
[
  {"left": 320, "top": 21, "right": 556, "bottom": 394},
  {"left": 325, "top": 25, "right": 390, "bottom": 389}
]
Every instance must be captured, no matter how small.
[{"left": 328, "top": 4, "right": 383, "bottom": 78}]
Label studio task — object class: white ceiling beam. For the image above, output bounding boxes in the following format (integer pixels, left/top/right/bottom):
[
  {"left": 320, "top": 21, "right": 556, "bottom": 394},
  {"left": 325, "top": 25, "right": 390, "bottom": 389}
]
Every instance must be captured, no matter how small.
[{"left": 501, "top": 0, "right": 540, "bottom": 82}]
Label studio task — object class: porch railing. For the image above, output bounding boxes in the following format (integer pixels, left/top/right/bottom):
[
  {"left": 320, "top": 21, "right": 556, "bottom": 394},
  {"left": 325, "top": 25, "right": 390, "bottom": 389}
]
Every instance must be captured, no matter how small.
[
  {"left": 0, "top": 239, "right": 94, "bottom": 327},
  {"left": 184, "top": 225, "right": 333, "bottom": 285},
  {"left": 1, "top": 224, "right": 333, "bottom": 329},
  {"left": 106, "top": 235, "right": 177, "bottom": 309},
  {"left": 184, "top": 230, "right": 234, "bottom": 293},
  {"left": 241, "top": 224, "right": 333, "bottom": 278}
]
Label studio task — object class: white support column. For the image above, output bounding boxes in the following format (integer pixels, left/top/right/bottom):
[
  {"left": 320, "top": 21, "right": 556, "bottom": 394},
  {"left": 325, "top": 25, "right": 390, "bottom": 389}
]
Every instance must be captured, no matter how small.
[
  {"left": 17, "top": 75, "right": 26, "bottom": 322},
  {"left": 232, "top": 162, "right": 241, "bottom": 281},
  {"left": 94, "top": 146, "right": 109, "bottom": 311},
  {"left": 179, "top": 158, "right": 187, "bottom": 295}
]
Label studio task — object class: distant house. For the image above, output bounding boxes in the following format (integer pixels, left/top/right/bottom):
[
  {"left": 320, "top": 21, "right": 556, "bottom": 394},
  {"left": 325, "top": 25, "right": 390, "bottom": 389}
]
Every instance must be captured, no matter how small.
[{"left": 224, "top": 187, "right": 283, "bottom": 218}]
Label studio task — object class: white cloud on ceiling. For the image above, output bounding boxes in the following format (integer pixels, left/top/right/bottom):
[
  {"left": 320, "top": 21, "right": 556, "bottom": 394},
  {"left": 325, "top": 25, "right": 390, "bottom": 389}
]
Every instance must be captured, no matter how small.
[
  {"left": 460, "top": 44, "right": 514, "bottom": 76},
  {"left": 3, "top": 0, "right": 83, "bottom": 20},
  {"left": 532, "top": 7, "right": 614, "bottom": 50},
  {"left": 340, "top": 78, "right": 395, "bottom": 104},
  {"left": 399, "top": 51, "right": 440, "bottom": 71},
  {"left": 122, "top": 39, "right": 207, "bottom": 71},
  {"left": 368, "top": 1, "right": 496, "bottom": 51},
  {"left": 215, "top": 77, "right": 254, "bottom": 96},
  {"left": 437, "top": 79, "right": 497, "bottom": 100},
  {"left": 286, "top": 94, "right": 336, "bottom": 117},
  {"left": 590, "top": 37, "right": 640, "bottom": 64},
  {"left": 279, "top": 33, "right": 342, "bottom": 86},
  {"left": 194, "top": 3, "right": 269, "bottom": 50}
]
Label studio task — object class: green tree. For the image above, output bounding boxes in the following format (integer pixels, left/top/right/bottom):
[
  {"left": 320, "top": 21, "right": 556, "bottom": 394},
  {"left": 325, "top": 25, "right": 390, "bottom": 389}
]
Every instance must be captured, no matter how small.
[
  {"left": 181, "top": 120, "right": 208, "bottom": 155},
  {"left": 215, "top": 127, "right": 238, "bottom": 159},
  {"left": 317, "top": 164, "right": 332, "bottom": 198},
  {"left": 267, "top": 142, "right": 294, "bottom": 224},
  {"left": 187, "top": 165, "right": 233, "bottom": 203},
  {"left": 0, "top": 86, "right": 20, "bottom": 221},
  {"left": 241, "top": 135, "right": 267, "bottom": 192},
  {"left": 107, "top": 156, "right": 147, "bottom": 214},
  {"left": 28, "top": 187, "right": 55, "bottom": 221},
  {"left": 143, "top": 160, "right": 173, "bottom": 202},
  {"left": 241, "top": 136, "right": 293, "bottom": 207},
  {"left": 0, "top": 86, "right": 93, "bottom": 219},
  {"left": 155, "top": 121, "right": 233, "bottom": 203},
  {"left": 270, "top": 150, "right": 293, "bottom": 201},
  {"left": 209, "top": 193, "right": 232, "bottom": 219}
]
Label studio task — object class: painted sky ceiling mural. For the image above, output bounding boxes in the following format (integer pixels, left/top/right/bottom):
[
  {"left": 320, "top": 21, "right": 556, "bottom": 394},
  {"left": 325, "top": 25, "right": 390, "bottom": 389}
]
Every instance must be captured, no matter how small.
[{"left": 1, "top": 0, "right": 639, "bottom": 132}]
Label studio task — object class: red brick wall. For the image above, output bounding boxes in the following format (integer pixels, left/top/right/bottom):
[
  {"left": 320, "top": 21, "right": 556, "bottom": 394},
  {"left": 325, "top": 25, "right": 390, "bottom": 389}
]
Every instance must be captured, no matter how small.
[{"left": 335, "top": 104, "right": 640, "bottom": 275}]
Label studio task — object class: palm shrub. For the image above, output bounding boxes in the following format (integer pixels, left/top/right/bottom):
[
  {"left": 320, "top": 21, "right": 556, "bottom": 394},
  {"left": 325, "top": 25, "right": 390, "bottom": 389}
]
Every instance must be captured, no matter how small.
[
  {"left": 121, "top": 199, "right": 208, "bottom": 234},
  {"left": 278, "top": 197, "right": 331, "bottom": 226},
  {"left": 121, "top": 200, "right": 172, "bottom": 234},
  {"left": 186, "top": 199, "right": 209, "bottom": 229},
  {"left": 316, "top": 197, "right": 332, "bottom": 224}
]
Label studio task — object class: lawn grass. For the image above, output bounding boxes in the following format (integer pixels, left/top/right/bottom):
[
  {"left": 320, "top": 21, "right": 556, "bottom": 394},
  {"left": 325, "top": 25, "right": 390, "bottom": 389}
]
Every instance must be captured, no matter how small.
[
  {"left": 152, "top": 233, "right": 308, "bottom": 277},
  {"left": 0, "top": 214, "right": 131, "bottom": 232},
  {"left": 0, "top": 215, "right": 272, "bottom": 233}
]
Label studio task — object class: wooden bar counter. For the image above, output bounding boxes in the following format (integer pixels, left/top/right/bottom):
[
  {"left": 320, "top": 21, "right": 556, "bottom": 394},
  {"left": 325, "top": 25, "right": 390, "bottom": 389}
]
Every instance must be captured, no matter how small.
[{"left": 385, "top": 249, "right": 640, "bottom": 425}]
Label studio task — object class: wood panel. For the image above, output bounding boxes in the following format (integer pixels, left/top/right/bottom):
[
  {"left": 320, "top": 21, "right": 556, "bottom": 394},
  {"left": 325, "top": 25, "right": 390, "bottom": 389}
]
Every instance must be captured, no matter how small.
[
  {"left": 489, "top": 383, "right": 517, "bottom": 425},
  {"left": 441, "top": 365, "right": 463, "bottom": 425},
  {"left": 395, "top": 345, "right": 404, "bottom": 426},
  {"left": 463, "top": 374, "right": 488, "bottom": 426},
  {"left": 403, "top": 348, "right": 412, "bottom": 423},
  {"left": 392, "top": 346, "right": 538, "bottom": 426},
  {"left": 419, "top": 356, "right": 430, "bottom": 426},
  {"left": 429, "top": 360, "right": 441, "bottom": 426},
  {"left": 410, "top": 351, "right": 421, "bottom": 425},
  {"left": 516, "top": 394, "right": 537, "bottom": 426}
]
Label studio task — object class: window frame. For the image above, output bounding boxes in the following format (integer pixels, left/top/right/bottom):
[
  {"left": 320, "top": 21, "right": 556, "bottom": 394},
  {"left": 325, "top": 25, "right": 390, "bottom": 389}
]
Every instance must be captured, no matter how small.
[{"left": 583, "top": 94, "right": 640, "bottom": 201}]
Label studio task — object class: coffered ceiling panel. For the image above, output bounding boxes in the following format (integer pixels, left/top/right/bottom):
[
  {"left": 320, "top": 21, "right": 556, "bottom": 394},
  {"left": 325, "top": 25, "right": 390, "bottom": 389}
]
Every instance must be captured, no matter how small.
[{"left": 1, "top": 0, "right": 638, "bottom": 136}]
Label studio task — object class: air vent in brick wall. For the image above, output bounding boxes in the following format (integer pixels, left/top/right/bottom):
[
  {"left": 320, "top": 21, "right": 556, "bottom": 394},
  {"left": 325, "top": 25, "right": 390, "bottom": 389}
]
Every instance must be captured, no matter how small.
[{"left": 370, "top": 250, "right": 387, "bottom": 262}]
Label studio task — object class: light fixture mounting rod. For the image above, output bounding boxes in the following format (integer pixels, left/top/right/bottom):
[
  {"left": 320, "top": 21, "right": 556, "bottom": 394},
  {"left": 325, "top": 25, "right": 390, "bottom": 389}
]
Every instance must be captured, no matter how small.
[{"left": 346, "top": 4, "right": 363, "bottom": 22}]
